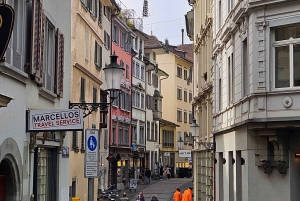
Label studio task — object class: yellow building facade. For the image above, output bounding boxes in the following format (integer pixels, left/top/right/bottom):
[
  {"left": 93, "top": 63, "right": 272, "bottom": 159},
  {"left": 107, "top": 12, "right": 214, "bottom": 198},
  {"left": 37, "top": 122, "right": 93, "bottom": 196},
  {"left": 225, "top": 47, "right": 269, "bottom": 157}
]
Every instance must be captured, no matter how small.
[{"left": 157, "top": 46, "right": 193, "bottom": 177}]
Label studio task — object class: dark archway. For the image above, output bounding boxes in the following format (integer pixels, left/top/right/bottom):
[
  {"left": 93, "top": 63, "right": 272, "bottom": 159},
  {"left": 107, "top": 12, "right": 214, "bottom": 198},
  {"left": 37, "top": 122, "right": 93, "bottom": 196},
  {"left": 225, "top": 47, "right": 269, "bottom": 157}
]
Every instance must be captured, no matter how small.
[{"left": 0, "top": 158, "right": 16, "bottom": 201}]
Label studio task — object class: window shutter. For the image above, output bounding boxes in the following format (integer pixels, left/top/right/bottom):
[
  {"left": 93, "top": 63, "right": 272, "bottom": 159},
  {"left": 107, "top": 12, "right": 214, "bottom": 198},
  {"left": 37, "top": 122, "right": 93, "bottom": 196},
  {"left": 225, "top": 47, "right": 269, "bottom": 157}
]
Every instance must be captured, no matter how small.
[
  {"left": 100, "top": 45, "right": 102, "bottom": 68},
  {"left": 55, "top": 28, "right": 64, "bottom": 98},
  {"left": 98, "top": 1, "right": 102, "bottom": 24},
  {"left": 30, "top": 0, "right": 44, "bottom": 85},
  {"left": 94, "top": 0, "right": 97, "bottom": 17},
  {"left": 94, "top": 41, "right": 97, "bottom": 65}
]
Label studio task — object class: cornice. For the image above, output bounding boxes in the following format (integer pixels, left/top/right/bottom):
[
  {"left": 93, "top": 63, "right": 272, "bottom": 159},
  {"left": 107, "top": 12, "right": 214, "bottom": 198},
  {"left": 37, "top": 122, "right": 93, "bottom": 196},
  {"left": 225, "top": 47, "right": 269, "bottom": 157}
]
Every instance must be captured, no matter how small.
[{"left": 73, "top": 63, "right": 103, "bottom": 85}]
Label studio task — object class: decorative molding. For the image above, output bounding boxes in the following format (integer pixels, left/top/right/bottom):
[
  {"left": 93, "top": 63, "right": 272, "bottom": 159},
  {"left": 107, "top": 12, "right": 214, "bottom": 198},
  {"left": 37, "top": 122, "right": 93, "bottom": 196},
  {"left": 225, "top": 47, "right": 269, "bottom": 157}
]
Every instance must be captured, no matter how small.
[
  {"left": 73, "top": 63, "right": 102, "bottom": 85},
  {"left": 275, "top": 160, "right": 288, "bottom": 174},
  {"left": 260, "top": 160, "right": 273, "bottom": 174}
]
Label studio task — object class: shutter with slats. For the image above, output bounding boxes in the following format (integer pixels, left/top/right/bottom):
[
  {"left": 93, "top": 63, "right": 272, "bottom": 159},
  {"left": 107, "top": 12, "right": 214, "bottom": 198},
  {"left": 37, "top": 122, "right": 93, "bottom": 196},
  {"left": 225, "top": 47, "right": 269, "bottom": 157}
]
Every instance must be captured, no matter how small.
[
  {"left": 55, "top": 28, "right": 64, "bottom": 98},
  {"left": 30, "top": 0, "right": 44, "bottom": 85}
]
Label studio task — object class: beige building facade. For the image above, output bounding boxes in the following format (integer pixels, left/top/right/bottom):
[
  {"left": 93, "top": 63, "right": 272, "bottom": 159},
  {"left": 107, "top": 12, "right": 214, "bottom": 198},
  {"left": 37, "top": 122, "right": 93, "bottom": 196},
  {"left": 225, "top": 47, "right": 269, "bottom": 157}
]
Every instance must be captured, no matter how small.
[{"left": 186, "top": 0, "right": 214, "bottom": 200}]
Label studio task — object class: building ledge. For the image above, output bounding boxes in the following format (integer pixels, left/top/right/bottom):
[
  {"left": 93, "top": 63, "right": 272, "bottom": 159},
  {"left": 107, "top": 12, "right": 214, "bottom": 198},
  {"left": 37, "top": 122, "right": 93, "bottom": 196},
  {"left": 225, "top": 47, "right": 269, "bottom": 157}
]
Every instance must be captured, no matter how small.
[{"left": 0, "top": 93, "right": 13, "bottom": 107}]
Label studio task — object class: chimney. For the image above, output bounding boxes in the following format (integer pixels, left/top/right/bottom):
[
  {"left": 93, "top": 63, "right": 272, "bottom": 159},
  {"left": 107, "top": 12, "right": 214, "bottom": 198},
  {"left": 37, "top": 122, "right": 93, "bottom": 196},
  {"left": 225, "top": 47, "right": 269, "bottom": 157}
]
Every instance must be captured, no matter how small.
[{"left": 181, "top": 29, "right": 184, "bottom": 47}]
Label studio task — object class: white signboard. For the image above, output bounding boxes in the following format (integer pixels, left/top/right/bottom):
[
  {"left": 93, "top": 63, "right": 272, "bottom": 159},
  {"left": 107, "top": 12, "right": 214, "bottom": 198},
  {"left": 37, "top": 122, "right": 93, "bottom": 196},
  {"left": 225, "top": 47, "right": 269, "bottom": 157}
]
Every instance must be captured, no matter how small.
[
  {"left": 27, "top": 109, "right": 83, "bottom": 131},
  {"left": 85, "top": 129, "right": 99, "bottom": 178},
  {"left": 179, "top": 150, "right": 192, "bottom": 158}
]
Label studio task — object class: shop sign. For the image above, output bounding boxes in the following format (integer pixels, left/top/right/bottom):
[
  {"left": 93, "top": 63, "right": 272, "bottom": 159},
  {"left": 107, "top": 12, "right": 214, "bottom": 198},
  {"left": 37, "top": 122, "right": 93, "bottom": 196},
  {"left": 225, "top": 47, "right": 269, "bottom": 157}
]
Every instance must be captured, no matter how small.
[
  {"left": 0, "top": 4, "right": 14, "bottom": 60},
  {"left": 179, "top": 150, "right": 191, "bottom": 158},
  {"left": 27, "top": 109, "right": 83, "bottom": 131},
  {"left": 85, "top": 129, "right": 99, "bottom": 178}
]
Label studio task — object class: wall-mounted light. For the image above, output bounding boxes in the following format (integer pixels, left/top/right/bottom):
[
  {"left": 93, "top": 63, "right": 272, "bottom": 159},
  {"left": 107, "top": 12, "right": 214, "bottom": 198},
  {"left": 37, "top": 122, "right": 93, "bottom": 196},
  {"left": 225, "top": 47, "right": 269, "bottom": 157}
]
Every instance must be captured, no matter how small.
[
  {"left": 295, "top": 153, "right": 300, "bottom": 158},
  {"left": 241, "top": 158, "right": 245, "bottom": 165}
]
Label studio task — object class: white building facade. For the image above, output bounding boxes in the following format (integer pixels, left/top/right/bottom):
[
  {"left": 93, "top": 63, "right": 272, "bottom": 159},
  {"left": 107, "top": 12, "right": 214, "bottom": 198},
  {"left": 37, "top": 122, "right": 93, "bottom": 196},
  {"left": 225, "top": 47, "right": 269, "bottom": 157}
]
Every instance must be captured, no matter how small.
[
  {"left": 0, "top": 0, "right": 71, "bottom": 200},
  {"left": 213, "top": 0, "right": 300, "bottom": 200}
]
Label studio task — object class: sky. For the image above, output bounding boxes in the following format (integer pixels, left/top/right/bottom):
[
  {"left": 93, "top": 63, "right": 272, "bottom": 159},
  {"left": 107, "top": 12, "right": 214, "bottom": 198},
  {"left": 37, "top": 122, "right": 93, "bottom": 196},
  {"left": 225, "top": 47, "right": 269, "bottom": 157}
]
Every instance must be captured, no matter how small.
[{"left": 117, "top": 0, "right": 192, "bottom": 46}]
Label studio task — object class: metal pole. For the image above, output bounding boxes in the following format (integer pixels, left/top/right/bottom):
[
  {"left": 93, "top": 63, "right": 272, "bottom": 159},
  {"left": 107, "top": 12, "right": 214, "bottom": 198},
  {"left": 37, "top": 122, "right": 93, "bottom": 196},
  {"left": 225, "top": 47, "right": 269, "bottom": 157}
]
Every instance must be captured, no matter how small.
[{"left": 88, "top": 178, "right": 94, "bottom": 201}]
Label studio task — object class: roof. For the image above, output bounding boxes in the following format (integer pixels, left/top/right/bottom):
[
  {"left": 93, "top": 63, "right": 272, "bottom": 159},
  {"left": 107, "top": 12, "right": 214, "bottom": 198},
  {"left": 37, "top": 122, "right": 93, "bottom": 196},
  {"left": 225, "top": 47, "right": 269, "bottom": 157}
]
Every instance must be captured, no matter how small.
[
  {"left": 144, "top": 35, "right": 163, "bottom": 49},
  {"left": 132, "top": 28, "right": 149, "bottom": 40},
  {"left": 159, "top": 119, "right": 180, "bottom": 127},
  {"left": 176, "top": 44, "right": 194, "bottom": 63}
]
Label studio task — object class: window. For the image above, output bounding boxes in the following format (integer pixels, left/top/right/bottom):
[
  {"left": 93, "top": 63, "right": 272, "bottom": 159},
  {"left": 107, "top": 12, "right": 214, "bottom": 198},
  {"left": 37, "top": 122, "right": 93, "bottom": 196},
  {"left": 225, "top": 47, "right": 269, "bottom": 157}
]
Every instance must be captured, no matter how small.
[
  {"left": 121, "top": 31, "right": 126, "bottom": 49},
  {"left": 6, "top": 0, "right": 24, "bottom": 70},
  {"left": 189, "top": 112, "right": 192, "bottom": 124},
  {"left": 124, "top": 128, "right": 129, "bottom": 145},
  {"left": 119, "top": 91, "right": 125, "bottom": 110},
  {"left": 80, "top": 77, "right": 85, "bottom": 102},
  {"left": 154, "top": 123, "right": 158, "bottom": 140},
  {"left": 141, "top": 93, "right": 145, "bottom": 109},
  {"left": 184, "top": 111, "right": 187, "bottom": 123},
  {"left": 228, "top": 53, "right": 235, "bottom": 102},
  {"left": 152, "top": 74, "right": 158, "bottom": 88},
  {"left": 274, "top": 24, "right": 300, "bottom": 88},
  {"left": 189, "top": 91, "right": 192, "bottom": 102},
  {"left": 177, "top": 87, "right": 182, "bottom": 100},
  {"left": 145, "top": 53, "right": 150, "bottom": 58},
  {"left": 92, "top": 0, "right": 97, "bottom": 17},
  {"left": 184, "top": 68, "right": 188, "bottom": 80},
  {"left": 147, "top": 121, "right": 150, "bottom": 140},
  {"left": 112, "top": 25, "right": 119, "bottom": 44},
  {"left": 112, "top": 90, "right": 119, "bottom": 106},
  {"left": 132, "top": 124, "right": 137, "bottom": 141},
  {"left": 136, "top": 92, "right": 140, "bottom": 108},
  {"left": 219, "top": 77, "right": 222, "bottom": 111},
  {"left": 103, "top": 6, "right": 110, "bottom": 20},
  {"left": 135, "top": 37, "right": 138, "bottom": 50},
  {"left": 162, "top": 130, "right": 174, "bottom": 147},
  {"left": 148, "top": 72, "right": 152, "bottom": 84},
  {"left": 72, "top": 131, "right": 79, "bottom": 151},
  {"left": 184, "top": 89, "right": 187, "bottom": 102},
  {"left": 184, "top": 132, "right": 189, "bottom": 143},
  {"left": 93, "top": 87, "right": 97, "bottom": 103},
  {"left": 132, "top": 61, "right": 136, "bottom": 77},
  {"left": 98, "top": 0, "right": 102, "bottom": 24},
  {"left": 85, "top": 30, "right": 90, "bottom": 60},
  {"left": 218, "top": 0, "right": 222, "bottom": 29},
  {"left": 242, "top": 38, "right": 248, "bottom": 96},
  {"left": 94, "top": 41, "right": 102, "bottom": 70},
  {"left": 112, "top": 124, "right": 116, "bottom": 144},
  {"left": 126, "top": 64, "right": 129, "bottom": 79},
  {"left": 139, "top": 125, "right": 145, "bottom": 145},
  {"left": 151, "top": 122, "right": 154, "bottom": 140},
  {"left": 118, "top": 124, "right": 123, "bottom": 145},
  {"left": 136, "top": 63, "right": 140, "bottom": 78},
  {"left": 33, "top": 148, "right": 57, "bottom": 201},
  {"left": 177, "top": 65, "right": 182, "bottom": 77},
  {"left": 132, "top": 91, "right": 136, "bottom": 107},
  {"left": 43, "top": 19, "right": 55, "bottom": 92},
  {"left": 141, "top": 65, "right": 145, "bottom": 81},
  {"left": 177, "top": 109, "right": 182, "bottom": 122},
  {"left": 153, "top": 52, "right": 156, "bottom": 61},
  {"left": 104, "top": 31, "right": 110, "bottom": 49},
  {"left": 146, "top": 95, "right": 153, "bottom": 109}
]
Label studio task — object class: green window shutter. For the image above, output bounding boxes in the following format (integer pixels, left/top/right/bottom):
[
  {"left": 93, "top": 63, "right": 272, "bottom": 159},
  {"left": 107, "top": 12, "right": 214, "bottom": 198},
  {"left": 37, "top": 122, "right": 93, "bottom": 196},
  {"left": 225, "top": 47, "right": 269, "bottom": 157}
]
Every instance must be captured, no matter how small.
[
  {"left": 81, "top": 77, "right": 85, "bottom": 102},
  {"left": 100, "top": 45, "right": 102, "bottom": 69}
]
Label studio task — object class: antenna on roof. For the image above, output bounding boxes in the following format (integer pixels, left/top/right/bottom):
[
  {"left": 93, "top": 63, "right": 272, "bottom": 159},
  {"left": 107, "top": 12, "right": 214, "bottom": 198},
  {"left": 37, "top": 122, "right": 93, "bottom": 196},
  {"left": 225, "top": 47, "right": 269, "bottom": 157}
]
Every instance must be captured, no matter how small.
[{"left": 142, "top": 0, "right": 149, "bottom": 17}]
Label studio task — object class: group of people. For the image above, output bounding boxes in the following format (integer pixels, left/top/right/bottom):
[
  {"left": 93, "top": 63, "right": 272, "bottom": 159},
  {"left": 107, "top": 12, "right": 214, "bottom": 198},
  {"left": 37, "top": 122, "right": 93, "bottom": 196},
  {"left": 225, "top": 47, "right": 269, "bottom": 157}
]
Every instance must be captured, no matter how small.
[
  {"left": 119, "top": 187, "right": 192, "bottom": 201},
  {"left": 173, "top": 187, "right": 193, "bottom": 201},
  {"left": 159, "top": 165, "right": 171, "bottom": 180}
]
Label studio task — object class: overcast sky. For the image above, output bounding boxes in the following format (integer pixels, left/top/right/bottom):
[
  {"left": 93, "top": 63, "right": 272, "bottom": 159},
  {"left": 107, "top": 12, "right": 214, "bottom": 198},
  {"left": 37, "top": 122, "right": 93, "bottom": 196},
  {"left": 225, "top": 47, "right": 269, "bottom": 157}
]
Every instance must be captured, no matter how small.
[{"left": 117, "top": 0, "right": 192, "bottom": 46}]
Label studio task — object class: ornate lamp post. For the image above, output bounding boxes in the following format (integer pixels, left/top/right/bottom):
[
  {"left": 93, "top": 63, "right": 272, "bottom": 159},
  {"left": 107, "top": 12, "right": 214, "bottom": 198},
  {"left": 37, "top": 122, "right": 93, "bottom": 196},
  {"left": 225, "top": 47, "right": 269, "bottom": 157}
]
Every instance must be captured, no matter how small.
[
  {"left": 69, "top": 52, "right": 124, "bottom": 117},
  {"left": 177, "top": 136, "right": 184, "bottom": 150}
]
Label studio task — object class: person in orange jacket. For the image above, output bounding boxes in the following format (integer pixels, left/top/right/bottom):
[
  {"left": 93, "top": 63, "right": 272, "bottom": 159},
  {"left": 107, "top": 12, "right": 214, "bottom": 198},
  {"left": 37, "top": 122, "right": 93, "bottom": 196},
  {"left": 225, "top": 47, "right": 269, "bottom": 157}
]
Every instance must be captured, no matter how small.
[
  {"left": 182, "top": 187, "right": 193, "bottom": 201},
  {"left": 173, "top": 188, "right": 182, "bottom": 201}
]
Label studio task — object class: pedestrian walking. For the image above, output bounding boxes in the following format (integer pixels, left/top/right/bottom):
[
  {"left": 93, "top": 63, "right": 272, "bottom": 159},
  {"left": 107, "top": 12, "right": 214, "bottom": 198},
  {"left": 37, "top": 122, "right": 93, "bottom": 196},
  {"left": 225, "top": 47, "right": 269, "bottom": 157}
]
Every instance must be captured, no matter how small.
[
  {"left": 159, "top": 165, "right": 164, "bottom": 180},
  {"left": 145, "top": 168, "right": 151, "bottom": 184},
  {"left": 136, "top": 191, "right": 145, "bottom": 201},
  {"left": 151, "top": 194, "right": 159, "bottom": 201},
  {"left": 120, "top": 192, "right": 129, "bottom": 201},
  {"left": 173, "top": 188, "right": 182, "bottom": 201},
  {"left": 165, "top": 165, "right": 171, "bottom": 179},
  {"left": 182, "top": 187, "right": 193, "bottom": 201}
]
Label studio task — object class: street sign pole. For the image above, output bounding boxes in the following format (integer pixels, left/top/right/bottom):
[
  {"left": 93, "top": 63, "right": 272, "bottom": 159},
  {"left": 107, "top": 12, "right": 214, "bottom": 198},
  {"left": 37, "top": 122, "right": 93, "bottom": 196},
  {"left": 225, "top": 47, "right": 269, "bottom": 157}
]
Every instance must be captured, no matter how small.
[{"left": 85, "top": 129, "right": 99, "bottom": 201}]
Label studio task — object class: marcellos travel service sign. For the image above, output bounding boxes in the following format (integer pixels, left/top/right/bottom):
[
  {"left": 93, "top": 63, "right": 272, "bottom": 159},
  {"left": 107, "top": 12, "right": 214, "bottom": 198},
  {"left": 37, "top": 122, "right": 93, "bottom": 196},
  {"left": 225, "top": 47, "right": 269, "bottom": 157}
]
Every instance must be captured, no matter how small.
[{"left": 0, "top": 3, "right": 14, "bottom": 60}]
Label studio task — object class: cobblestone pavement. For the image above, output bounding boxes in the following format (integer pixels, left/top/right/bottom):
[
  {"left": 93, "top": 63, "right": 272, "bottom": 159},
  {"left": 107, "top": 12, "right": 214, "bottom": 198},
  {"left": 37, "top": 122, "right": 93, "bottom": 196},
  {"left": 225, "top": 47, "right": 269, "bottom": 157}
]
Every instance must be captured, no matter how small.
[{"left": 121, "top": 178, "right": 192, "bottom": 201}]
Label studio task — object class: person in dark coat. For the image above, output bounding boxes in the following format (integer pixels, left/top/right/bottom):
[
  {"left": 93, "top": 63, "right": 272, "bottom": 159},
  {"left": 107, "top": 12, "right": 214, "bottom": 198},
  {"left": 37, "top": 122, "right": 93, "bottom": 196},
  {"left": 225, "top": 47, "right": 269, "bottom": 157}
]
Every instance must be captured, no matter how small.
[
  {"left": 151, "top": 194, "right": 159, "bottom": 201},
  {"left": 159, "top": 165, "right": 164, "bottom": 180},
  {"left": 145, "top": 168, "right": 151, "bottom": 184}
]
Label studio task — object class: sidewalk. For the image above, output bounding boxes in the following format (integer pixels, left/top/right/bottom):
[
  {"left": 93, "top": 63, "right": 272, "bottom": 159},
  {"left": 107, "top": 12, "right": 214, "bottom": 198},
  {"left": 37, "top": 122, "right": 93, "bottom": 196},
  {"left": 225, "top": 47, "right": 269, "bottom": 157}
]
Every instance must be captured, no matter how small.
[{"left": 122, "top": 177, "right": 192, "bottom": 201}]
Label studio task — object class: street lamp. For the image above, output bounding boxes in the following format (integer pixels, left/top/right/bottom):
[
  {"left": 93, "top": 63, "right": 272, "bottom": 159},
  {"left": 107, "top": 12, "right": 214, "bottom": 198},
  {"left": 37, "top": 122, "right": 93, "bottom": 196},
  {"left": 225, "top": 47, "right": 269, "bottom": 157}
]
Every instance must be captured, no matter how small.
[
  {"left": 177, "top": 136, "right": 184, "bottom": 150},
  {"left": 190, "top": 118, "right": 215, "bottom": 151},
  {"left": 69, "top": 52, "right": 124, "bottom": 117}
]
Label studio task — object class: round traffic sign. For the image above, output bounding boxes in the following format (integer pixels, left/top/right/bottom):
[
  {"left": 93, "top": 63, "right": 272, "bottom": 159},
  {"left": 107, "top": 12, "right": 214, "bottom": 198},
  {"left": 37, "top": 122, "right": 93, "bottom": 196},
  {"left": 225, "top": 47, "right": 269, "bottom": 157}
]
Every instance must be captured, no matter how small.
[{"left": 87, "top": 136, "right": 97, "bottom": 151}]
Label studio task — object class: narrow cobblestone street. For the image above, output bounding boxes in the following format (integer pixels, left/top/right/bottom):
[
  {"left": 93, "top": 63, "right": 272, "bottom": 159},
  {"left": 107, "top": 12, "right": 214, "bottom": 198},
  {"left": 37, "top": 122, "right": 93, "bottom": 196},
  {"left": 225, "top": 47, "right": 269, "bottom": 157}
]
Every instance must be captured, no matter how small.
[{"left": 122, "top": 178, "right": 192, "bottom": 201}]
